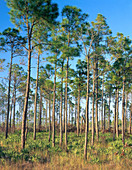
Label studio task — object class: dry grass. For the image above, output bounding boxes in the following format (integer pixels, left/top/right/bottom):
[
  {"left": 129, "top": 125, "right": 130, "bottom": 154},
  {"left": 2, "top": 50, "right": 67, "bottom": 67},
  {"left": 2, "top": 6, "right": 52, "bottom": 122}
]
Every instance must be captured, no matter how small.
[{"left": 1, "top": 154, "right": 132, "bottom": 170}]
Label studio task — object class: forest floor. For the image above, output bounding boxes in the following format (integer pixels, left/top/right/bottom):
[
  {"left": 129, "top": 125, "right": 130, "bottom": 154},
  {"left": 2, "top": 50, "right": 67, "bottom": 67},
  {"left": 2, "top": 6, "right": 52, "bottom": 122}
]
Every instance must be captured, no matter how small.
[{"left": 0, "top": 127, "right": 132, "bottom": 170}]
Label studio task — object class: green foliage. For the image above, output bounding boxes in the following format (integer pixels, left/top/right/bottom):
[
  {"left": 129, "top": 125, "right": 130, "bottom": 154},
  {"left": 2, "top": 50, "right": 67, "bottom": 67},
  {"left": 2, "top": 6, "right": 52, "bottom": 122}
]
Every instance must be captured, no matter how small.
[{"left": 0, "top": 131, "right": 132, "bottom": 165}]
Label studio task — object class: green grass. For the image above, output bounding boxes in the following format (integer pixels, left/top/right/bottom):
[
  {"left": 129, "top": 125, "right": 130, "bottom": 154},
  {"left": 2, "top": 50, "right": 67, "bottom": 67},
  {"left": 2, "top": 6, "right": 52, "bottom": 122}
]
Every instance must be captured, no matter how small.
[{"left": 0, "top": 130, "right": 132, "bottom": 169}]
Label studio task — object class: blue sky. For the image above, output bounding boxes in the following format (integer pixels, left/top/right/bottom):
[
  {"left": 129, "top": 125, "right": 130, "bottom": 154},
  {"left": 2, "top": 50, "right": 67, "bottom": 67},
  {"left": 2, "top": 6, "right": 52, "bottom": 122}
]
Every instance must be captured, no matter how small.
[{"left": 1, "top": 0, "right": 132, "bottom": 37}]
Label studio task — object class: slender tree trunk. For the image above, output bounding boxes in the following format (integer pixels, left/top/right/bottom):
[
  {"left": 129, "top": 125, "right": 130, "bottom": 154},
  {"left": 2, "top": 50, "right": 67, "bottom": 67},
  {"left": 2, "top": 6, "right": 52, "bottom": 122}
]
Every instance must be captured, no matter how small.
[
  {"left": 116, "top": 88, "right": 119, "bottom": 138},
  {"left": 68, "top": 102, "right": 70, "bottom": 125},
  {"left": 124, "top": 92, "right": 128, "bottom": 132},
  {"left": 84, "top": 53, "right": 90, "bottom": 159},
  {"left": 63, "top": 89, "right": 65, "bottom": 132},
  {"left": 60, "top": 64, "right": 63, "bottom": 145},
  {"left": 75, "top": 98, "right": 77, "bottom": 127},
  {"left": 46, "top": 99, "right": 48, "bottom": 132},
  {"left": 13, "top": 76, "right": 16, "bottom": 132},
  {"left": 77, "top": 83, "right": 80, "bottom": 136},
  {"left": 108, "top": 93, "right": 111, "bottom": 132},
  {"left": 122, "top": 78, "right": 125, "bottom": 144},
  {"left": 5, "top": 47, "right": 13, "bottom": 139},
  {"left": 65, "top": 56, "right": 69, "bottom": 151},
  {"left": 52, "top": 62, "right": 56, "bottom": 147},
  {"left": 129, "top": 103, "right": 132, "bottom": 134},
  {"left": 10, "top": 97, "right": 13, "bottom": 129},
  {"left": 101, "top": 74, "right": 104, "bottom": 131},
  {"left": 21, "top": 35, "right": 31, "bottom": 149},
  {"left": 91, "top": 62, "right": 96, "bottom": 146},
  {"left": 48, "top": 98, "right": 51, "bottom": 142},
  {"left": 33, "top": 54, "right": 39, "bottom": 140},
  {"left": 103, "top": 100, "right": 105, "bottom": 133},
  {"left": 38, "top": 90, "right": 42, "bottom": 132},
  {"left": 80, "top": 116, "right": 83, "bottom": 134},
  {"left": 113, "top": 92, "right": 117, "bottom": 141},
  {"left": 95, "top": 58, "right": 99, "bottom": 141}
]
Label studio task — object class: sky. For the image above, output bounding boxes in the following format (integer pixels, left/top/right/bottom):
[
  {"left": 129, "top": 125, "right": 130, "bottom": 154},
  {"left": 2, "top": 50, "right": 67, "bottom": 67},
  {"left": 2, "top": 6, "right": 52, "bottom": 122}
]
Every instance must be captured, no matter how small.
[{"left": 0, "top": 0, "right": 131, "bottom": 118}]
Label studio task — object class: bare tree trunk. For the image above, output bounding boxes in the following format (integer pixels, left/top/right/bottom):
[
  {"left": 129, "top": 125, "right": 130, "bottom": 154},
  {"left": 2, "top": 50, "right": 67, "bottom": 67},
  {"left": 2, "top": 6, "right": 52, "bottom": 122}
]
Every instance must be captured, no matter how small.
[
  {"left": 5, "top": 47, "right": 13, "bottom": 139},
  {"left": 122, "top": 78, "right": 125, "bottom": 144},
  {"left": 21, "top": 46, "right": 31, "bottom": 149},
  {"left": 77, "top": 84, "right": 80, "bottom": 136},
  {"left": 60, "top": 78, "right": 63, "bottom": 145},
  {"left": 33, "top": 54, "right": 39, "bottom": 140},
  {"left": 108, "top": 93, "right": 111, "bottom": 132},
  {"left": 10, "top": 97, "right": 13, "bottom": 129},
  {"left": 129, "top": 103, "right": 132, "bottom": 134},
  {"left": 95, "top": 58, "right": 99, "bottom": 141},
  {"left": 116, "top": 88, "right": 119, "bottom": 138},
  {"left": 52, "top": 62, "right": 56, "bottom": 147},
  {"left": 75, "top": 98, "right": 77, "bottom": 127},
  {"left": 48, "top": 98, "right": 51, "bottom": 142},
  {"left": 91, "top": 62, "right": 96, "bottom": 146},
  {"left": 101, "top": 74, "right": 104, "bottom": 131},
  {"left": 46, "top": 99, "right": 48, "bottom": 132},
  {"left": 103, "top": 100, "right": 106, "bottom": 133},
  {"left": 124, "top": 92, "right": 128, "bottom": 132},
  {"left": 65, "top": 56, "right": 69, "bottom": 151},
  {"left": 63, "top": 89, "right": 65, "bottom": 132},
  {"left": 13, "top": 76, "right": 16, "bottom": 132},
  {"left": 68, "top": 102, "right": 70, "bottom": 125},
  {"left": 113, "top": 92, "right": 117, "bottom": 141},
  {"left": 38, "top": 90, "right": 42, "bottom": 132}
]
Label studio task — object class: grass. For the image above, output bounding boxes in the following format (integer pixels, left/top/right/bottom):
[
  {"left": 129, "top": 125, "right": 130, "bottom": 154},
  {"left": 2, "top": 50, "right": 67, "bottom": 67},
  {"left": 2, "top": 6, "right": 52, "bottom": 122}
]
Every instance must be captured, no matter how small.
[{"left": 0, "top": 128, "right": 132, "bottom": 169}]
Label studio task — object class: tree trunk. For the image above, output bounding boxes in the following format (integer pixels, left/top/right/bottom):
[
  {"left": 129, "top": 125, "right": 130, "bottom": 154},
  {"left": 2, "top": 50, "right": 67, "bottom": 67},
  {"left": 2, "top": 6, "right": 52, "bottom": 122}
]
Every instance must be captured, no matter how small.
[
  {"left": 52, "top": 62, "right": 56, "bottom": 147},
  {"left": 65, "top": 56, "right": 69, "bottom": 151},
  {"left": 13, "top": 76, "right": 16, "bottom": 132},
  {"left": 129, "top": 103, "right": 132, "bottom": 134},
  {"left": 113, "top": 92, "right": 117, "bottom": 141},
  {"left": 101, "top": 74, "right": 104, "bottom": 131},
  {"left": 38, "top": 90, "right": 42, "bottom": 132},
  {"left": 95, "top": 58, "right": 99, "bottom": 141},
  {"left": 33, "top": 54, "right": 39, "bottom": 140},
  {"left": 21, "top": 40, "right": 31, "bottom": 149},
  {"left": 68, "top": 101, "right": 70, "bottom": 125},
  {"left": 60, "top": 65, "right": 63, "bottom": 145},
  {"left": 124, "top": 92, "right": 128, "bottom": 132},
  {"left": 91, "top": 62, "right": 96, "bottom": 146},
  {"left": 46, "top": 99, "right": 48, "bottom": 132},
  {"left": 10, "top": 97, "right": 13, "bottom": 129},
  {"left": 103, "top": 100, "right": 106, "bottom": 133},
  {"left": 108, "top": 93, "right": 111, "bottom": 132},
  {"left": 116, "top": 88, "right": 119, "bottom": 138},
  {"left": 122, "top": 78, "right": 125, "bottom": 144},
  {"left": 48, "top": 98, "right": 51, "bottom": 142},
  {"left": 5, "top": 47, "right": 13, "bottom": 139},
  {"left": 63, "top": 88, "right": 65, "bottom": 132},
  {"left": 75, "top": 98, "right": 77, "bottom": 127},
  {"left": 84, "top": 54, "right": 90, "bottom": 159},
  {"left": 77, "top": 83, "right": 80, "bottom": 136}
]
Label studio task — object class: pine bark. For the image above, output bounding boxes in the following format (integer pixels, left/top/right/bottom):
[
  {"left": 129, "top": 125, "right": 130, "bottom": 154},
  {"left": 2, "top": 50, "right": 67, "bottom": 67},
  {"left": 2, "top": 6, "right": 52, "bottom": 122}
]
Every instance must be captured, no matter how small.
[
  {"left": 65, "top": 56, "right": 69, "bottom": 151},
  {"left": 91, "top": 61, "right": 96, "bottom": 145},
  {"left": 116, "top": 88, "right": 119, "bottom": 138},
  {"left": 48, "top": 98, "right": 51, "bottom": 142},
  {"left": 77, "top": 83, "right": 80, "bottom": 136},
  {"left": 95, "top": 58, "right": 99, "bottom": 141},
  {"left": 124, "top": 93, "right": 128, "bottom": 132},
  {"left": 13, "top": 76, "right": 16, "bottom": 132},
  {"left": 38, "top": 90, "right": 42, "bottom": 132},
  {"left": 84, "top": 54, "right": 90, "bottom": 159},
  {"left": 5, "top": 47, "right": 13, "bottom": 139},
  {"left": 33, "top": 54, "right": 39, "bottom": 140},
  {"left": 122, "top": 78, "right": 125, "bottom": 144},
  {"left": 52, "top": 62, "right": 56, "bottom": 147}
]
